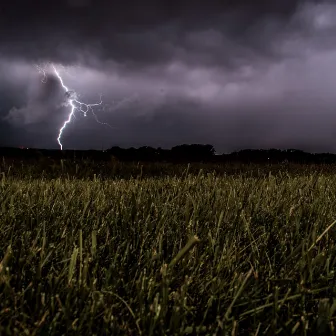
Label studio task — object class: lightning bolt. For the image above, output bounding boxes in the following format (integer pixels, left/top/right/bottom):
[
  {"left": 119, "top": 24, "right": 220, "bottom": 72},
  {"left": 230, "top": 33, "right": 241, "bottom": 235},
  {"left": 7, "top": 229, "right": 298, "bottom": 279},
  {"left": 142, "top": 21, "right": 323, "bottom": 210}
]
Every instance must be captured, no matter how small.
[
  {"left": 52, "top": 65, "right": 117, "bottom": 150},
  {"left": 36, "top": 63, "right": 137, "bottom": 150}
]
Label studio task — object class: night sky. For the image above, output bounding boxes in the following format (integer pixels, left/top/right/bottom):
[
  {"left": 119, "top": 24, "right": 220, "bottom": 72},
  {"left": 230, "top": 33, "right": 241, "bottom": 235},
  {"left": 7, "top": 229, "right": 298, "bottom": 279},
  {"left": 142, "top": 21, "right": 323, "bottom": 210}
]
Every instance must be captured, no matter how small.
[{"left": 1, "top": 0, "right": 336, "bottom": 152}]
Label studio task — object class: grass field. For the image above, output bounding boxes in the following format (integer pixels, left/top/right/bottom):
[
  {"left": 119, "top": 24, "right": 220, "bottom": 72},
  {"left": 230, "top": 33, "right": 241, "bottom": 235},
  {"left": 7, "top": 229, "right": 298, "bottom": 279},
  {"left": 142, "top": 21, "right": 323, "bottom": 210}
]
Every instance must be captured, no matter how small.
[{"left": 1, "top": 160, "right": 336, "bottom": 334}]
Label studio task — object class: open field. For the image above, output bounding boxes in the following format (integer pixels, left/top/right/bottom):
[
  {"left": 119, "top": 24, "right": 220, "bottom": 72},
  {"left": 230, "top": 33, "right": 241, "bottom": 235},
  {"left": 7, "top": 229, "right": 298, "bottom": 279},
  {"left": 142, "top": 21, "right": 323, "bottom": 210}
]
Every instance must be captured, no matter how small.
[{"left": 1, "top": 161, "right": 336, "bottom": 334}]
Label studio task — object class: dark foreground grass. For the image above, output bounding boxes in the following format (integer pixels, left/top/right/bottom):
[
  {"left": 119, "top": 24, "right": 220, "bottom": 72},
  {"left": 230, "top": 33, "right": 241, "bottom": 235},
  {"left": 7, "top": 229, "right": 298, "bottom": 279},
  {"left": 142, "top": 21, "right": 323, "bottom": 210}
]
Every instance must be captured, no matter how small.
[{"left": 1, "top": 165, "right": 336, "bottom": 334}]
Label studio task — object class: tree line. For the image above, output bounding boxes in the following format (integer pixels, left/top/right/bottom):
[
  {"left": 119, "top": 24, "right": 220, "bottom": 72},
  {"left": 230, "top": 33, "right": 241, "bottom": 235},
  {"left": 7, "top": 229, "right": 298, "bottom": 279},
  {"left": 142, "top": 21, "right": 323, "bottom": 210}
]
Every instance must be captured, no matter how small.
[{"left": 1, "top": 145, "right": 336, "bottom": 164}]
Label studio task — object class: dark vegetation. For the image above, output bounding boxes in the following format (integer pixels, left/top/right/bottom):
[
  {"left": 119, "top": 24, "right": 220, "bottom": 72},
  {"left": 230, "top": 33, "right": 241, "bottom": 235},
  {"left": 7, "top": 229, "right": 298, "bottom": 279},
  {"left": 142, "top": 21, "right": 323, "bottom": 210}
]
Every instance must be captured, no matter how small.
[
  {"left": 3, "top": 144, "right": 336, "bottom": 165},
  {"left": 1, "top": 144, "right": 336, "bottom": 334}
]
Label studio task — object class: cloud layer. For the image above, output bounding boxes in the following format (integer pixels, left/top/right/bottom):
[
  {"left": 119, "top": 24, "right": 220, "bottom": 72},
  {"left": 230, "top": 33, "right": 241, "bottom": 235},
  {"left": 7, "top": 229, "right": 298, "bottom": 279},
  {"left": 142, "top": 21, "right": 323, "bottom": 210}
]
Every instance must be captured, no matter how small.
[{"left": 1, "top": 0, "right": 336, "bottom": 152}]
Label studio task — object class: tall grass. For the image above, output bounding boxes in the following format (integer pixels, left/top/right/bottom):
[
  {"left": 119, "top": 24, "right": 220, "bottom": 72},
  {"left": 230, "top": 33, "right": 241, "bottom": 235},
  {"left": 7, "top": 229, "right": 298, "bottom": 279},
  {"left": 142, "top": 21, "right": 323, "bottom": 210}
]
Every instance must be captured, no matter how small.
[{"left": 1, "top": 162, "right": 336, "bottom": 334}]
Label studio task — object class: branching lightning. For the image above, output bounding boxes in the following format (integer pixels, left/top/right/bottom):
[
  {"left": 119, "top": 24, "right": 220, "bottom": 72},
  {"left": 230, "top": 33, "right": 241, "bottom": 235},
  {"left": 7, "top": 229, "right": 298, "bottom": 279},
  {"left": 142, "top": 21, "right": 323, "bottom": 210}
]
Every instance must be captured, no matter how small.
[{"left": 36, "top": 63, "right": 115, "bottom": 150}]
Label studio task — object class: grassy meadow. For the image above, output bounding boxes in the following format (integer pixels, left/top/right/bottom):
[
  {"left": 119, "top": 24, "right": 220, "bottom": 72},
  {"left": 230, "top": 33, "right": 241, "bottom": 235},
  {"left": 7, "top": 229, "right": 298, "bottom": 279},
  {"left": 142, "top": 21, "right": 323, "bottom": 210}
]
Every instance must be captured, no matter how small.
[{"left": 1, "top": 159, "right": 336, "bottom": 334}]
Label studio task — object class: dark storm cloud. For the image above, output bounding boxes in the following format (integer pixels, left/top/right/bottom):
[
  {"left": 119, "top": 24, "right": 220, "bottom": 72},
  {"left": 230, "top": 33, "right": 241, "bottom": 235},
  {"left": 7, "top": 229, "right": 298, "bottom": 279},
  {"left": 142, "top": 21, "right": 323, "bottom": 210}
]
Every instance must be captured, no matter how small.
[
  {"left": 1, "top": 0, "right": 336, "bottom": 152},
  {"left": 0, "top": 0, "right": 304, "bottom": 67},
  {"left": 4, "top": 71, "right": 64, "bottom": 126}
]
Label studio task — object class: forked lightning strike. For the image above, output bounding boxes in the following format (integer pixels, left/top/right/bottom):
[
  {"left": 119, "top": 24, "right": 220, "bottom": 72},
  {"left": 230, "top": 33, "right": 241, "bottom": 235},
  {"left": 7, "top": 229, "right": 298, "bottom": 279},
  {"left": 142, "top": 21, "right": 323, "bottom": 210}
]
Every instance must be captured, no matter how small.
[
  {"left": 37, "top": 63, "right": 114, "bottom": 150},
  {"left": 53, "top": 65, "right": 115, "bottom": 150}
]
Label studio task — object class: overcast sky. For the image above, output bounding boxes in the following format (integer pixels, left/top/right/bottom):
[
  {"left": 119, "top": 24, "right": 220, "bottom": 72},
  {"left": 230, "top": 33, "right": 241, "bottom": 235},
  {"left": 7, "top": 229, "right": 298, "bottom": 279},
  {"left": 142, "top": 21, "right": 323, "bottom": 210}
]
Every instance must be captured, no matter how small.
[{"left": 1, "top": 0, "right": 336, "bottom": 152}]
